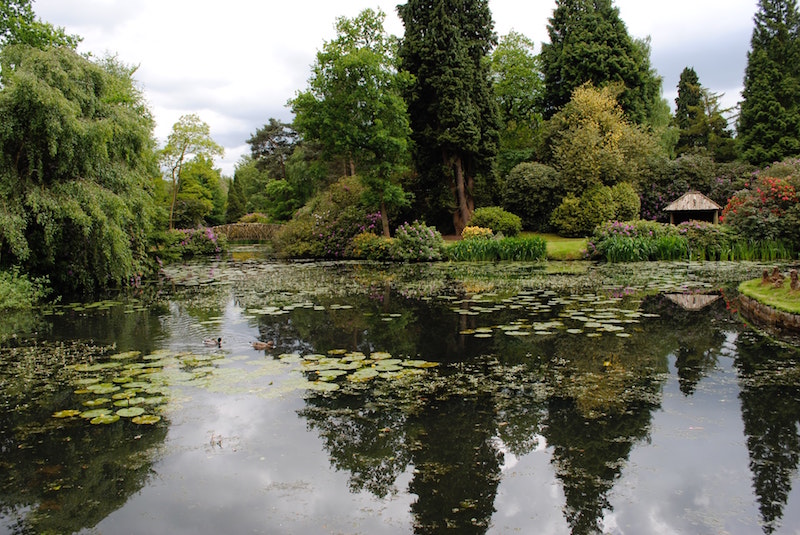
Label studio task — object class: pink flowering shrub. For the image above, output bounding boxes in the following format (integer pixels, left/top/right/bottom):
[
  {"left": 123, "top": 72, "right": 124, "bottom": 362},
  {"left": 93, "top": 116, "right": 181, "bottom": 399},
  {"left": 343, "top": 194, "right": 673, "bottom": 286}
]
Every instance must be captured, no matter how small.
[{"left": 721, "top": 174, "right": 799, "bottom": 243}]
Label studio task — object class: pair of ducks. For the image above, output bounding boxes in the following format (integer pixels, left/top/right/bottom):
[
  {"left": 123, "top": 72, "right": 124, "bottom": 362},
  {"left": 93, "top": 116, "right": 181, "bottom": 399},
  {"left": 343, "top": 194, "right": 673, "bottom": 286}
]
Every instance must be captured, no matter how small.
[{"left": 203, "top": 337, "right": 274, "bottom": 350}]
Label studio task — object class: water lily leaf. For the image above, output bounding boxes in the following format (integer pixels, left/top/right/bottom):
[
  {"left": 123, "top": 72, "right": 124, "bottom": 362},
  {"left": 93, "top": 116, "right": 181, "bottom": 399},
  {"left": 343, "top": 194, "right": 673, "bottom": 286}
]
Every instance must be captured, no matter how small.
[
  {"left": 116, "top": 407, "right": 146, "bottom": 418},
  {"left": 74, "top": 377, "right": 101, "bottom": 386},
  {"left": 402, "top": 360, "right": 439, "bottom": 368},
  {"left": 370, "top": 352, "right": 393, "bottom": 360},
  {"left": 349, "top": 368, "right": 379, "bottom": 382},
  {"left": 132, "top": 414, "right": 162, "bottom": 425},
  {"left": 317, "top": 370, "right": 348, "bottom": 381},
  {"left": 307, "top": 381, "right": 340, "bottom": 392},
  {"left": 82, "top": 398, "right": 110, "bottom": 407},
  {"left": 114, "top": 397, "right": 146, "bottom": 407},
  {"left": 52, "top": 409, "right": 81, "bottom": 418},
  {"left": 112, "top": 376, "right": 133, "bottom": 384},
  {"left": 80, "top": 409, "right": 111, "bottom": 419},
  {"left": 90, "top": 414, "right": 120, "bottom": 424},
  {"left": 110, "top": 351, "right": 141, "bottom": 360},
  {"left": 141, "top": 396, "right": 167, "bottom": 406},
  {"left": 121, "top": 382, "right": 152, "bottom": 390},
  {"left": 87, "top": 384, "right": 121, "bottom": 395}
]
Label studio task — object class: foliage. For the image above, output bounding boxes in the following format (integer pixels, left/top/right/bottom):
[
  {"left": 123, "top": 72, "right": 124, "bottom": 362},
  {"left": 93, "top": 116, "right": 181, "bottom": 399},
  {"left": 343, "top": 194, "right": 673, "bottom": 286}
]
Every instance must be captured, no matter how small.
[
  {"left": 272, "top": 176, "right": 371, "bottom": 258},
  {"left": 398, "top": 0, "right": 500, "bottom": 234},
  {"left": 739, "top": 277, "right": 800, "bottom": 314},
  {"left": 640, "top": 153, "right": 754, "bottom": 222},
  {"left": 550, "top": 186, "right": 616, "bottom": 237},
  {"left": 0, "top": 0, "right": 80, "bottom": 48},
  {"left": 490, "top": 31, "right": 544, "bottom": 177},
  {"left": 721, "top": 171, "right": 800, "bottom": 242},
  {"left": 247, "top": 118, "right": 298, "bottom": 180},
  {"left": 263, "top": 179, "right": 300, "bottom": 222},
  {"left": 390, "top": 221, "right": 445, "bottom": 261},
  {"left": 159, "top": 114, "right": 224, "bottom": 230},
  {"left": 501, "top": 162, "right": 564, "bottom": 232},
  {"left": 469, "top": 206, "right": 522, "bottom": 237},
  {"left": 171, "top": 155, "right": 225, "bottom": 228},
  {"left": 0, "top": 267, "right": 48, "bottom": 309},
  {"left": 587, "top": 219, "right": 795, "bottom": 262},
  {"left": 349, "top": 232, "right": 394, "bottom": 260},
  {"left": 447, "top": 235, "right": 547, "bottom": 261},
  {"left": 610, "top": 182, "right": 641, "bottom": 221},
  {"left": 674, "top": 67, "right": 737, "bottom": 161},
  {"left": 225, "top": 168, "right": 247, "bottom": 223},
  {"left": 738, "top": 0, "right": 800, "bottom": 166},
  {"left": 291, "top": 8, "right": 411, "bottom": 237},
  {"left": 159, "top": 227, "right": 227, "bottom": 262},
  {"left": 541, "top": 0, "right": 664, "bottom": 126},
  {"left": 0, "top": 46, "right": 157, "bottom": 294},
  {"left": 238, "top": 212, "right": 271, "bottom": 224},
  {"left": 461, "top": 226, "right": 494, "bottom": 240},
  {"left": 546, "top": 83, "right": 659, "bottom": 196}
]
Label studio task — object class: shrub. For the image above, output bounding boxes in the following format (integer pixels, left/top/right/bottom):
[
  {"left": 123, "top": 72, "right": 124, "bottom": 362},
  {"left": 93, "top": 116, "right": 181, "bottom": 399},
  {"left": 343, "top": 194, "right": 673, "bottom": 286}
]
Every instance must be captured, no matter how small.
[
  {"left": 610, "top": 182, "right": 641, "bottom": 221},
  {"left": 461, "top": 226, "right": 494, "bottom": 240},
  {"left": 350, "top": 232, "right": 393, "bottom": 260},
  {"left": 0, "top": 268, "right": 49, "bottom": 310},
  {"left": 391, "top": 221, "right": 445, "bottom": 261},
  {"left": 551, "top": 186, "right": 616, "bottom": 237},
  {"left": 721, "top": 173, "right": 799, "bottom": 242},
  {"left": 469, "top": 206, "right": 522, "bottom": 236},
  {"left": 502, "top": 162, "right": 564, "bottom": 231},
  {"left": 161, "top": 226, "right": 228, "bottom": 261}
]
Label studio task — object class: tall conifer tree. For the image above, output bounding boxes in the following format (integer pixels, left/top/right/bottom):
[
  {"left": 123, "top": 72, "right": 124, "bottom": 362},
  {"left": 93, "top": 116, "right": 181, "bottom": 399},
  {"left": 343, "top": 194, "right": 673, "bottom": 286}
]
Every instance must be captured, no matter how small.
[
  {"left": 397, "top": 0, "right": 500, "bottom": 234},
  {"left": 738, "top": 0, "right": 800, "bottom": 165},
  {"left": 541, "top": 0, "right": 662, "bottom": 125}
]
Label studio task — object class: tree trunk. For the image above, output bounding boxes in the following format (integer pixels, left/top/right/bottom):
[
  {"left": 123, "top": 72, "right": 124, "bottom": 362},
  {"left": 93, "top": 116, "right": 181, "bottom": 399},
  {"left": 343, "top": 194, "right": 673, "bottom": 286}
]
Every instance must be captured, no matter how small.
[
  {"left": 453, "top": 154, "right": 472, "bottom": 236},
  {"left": 380, "top": 201, "right": 391, "bottom": 237}
]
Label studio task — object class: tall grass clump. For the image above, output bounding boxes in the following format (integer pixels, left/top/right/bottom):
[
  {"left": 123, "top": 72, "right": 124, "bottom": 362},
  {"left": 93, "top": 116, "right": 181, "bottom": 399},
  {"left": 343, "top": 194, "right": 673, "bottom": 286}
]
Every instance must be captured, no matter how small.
[{"left": 448, "top": 235, "right": 546, "bottom": 262}]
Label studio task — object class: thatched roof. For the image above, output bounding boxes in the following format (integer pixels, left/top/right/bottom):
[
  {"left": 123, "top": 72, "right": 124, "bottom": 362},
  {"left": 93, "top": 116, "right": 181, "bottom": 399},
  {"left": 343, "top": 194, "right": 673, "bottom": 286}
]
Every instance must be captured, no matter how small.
[{"left": 664, "top": 191, "right": 722, "bottom": 212}]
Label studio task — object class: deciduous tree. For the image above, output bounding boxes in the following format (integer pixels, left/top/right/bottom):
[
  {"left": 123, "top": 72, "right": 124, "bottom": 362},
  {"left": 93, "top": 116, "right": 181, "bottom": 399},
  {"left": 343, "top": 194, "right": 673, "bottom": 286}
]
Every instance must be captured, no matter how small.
[
  {"left": 159, "top": 114, "right": 223, "bottom": 229},
  {"left": 1, "top": 0, "right": 79, "bottom": 48},
  {"left": 0, "top": 46, "right": 156, "bottom": 293},
  {"left": 398, "top": 0, "right": 500, "bottom": 234}
]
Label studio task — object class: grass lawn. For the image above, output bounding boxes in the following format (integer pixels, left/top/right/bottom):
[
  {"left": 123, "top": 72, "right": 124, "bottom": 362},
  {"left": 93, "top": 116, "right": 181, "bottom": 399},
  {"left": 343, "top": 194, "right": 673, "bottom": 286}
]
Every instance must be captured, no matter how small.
[
  {"left": 739, "top": 278, "right": 800, "bottom": 315},
  {"left": 524, "top": 233, "right": 588, "bottom": 261}
]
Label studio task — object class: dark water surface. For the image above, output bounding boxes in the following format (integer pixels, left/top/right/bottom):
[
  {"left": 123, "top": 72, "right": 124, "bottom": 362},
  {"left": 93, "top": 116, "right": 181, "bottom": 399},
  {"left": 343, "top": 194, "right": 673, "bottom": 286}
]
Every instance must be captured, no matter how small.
[{"left": 2, "top": 256, "right": 800, "bottom": 534}]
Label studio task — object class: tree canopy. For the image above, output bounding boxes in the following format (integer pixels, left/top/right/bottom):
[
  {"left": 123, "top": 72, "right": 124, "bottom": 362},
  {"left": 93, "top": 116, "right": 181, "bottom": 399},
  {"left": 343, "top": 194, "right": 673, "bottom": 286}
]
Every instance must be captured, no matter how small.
[
  {"left": 738, "top": 0, "right": 800, "bottom": 166},
  {"left": 0, "top": 0, "right": 80, "bottom": 49},
  {"left": 397, "top": 0, "right": 500, "bottom": 234},
  {"left": 0, "top": 45, "right": 156, "bottom": 293},
  {"left": 541, "top": 0, "right": 663, "bottom": 126}
]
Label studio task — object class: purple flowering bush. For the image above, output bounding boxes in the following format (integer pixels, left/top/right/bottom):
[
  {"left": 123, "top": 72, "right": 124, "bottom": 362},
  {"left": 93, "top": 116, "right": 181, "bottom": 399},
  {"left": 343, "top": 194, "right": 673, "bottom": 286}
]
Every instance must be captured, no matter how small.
[
  {"left": 161, "top": 226, "right": 228, "bottom": 261},
  {"left": 390, "top": 221, "right": 445, "bottom": 261}
]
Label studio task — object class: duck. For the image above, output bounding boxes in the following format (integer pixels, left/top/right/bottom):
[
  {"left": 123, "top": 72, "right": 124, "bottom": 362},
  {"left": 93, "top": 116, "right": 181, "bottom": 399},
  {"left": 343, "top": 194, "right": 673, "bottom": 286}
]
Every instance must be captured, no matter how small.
[
  {"left": 203, "top": 337, "right": 222, "bottom": 347},
  {"left": 251, "top": 340, "right": 274, "bottom": 350}
]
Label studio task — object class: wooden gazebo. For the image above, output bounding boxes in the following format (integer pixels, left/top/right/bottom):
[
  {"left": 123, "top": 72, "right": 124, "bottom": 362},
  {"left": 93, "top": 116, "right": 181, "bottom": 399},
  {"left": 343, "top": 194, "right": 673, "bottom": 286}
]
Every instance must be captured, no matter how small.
[{"left": 663, "top": 191, "right": 722, "bottom": 225}]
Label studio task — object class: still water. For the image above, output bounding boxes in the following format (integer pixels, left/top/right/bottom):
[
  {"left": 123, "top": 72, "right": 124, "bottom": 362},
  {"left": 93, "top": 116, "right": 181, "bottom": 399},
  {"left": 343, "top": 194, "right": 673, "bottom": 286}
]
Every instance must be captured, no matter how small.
[{"left": 2, "top": 255, "right": 800, "bottom": 534}]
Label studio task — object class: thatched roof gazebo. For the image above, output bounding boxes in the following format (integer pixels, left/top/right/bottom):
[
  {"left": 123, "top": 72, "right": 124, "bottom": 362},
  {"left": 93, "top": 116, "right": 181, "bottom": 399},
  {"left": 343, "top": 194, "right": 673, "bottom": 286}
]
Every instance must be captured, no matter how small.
[{"left": 663, "top": 191, "right": 722, "bottom": 225}]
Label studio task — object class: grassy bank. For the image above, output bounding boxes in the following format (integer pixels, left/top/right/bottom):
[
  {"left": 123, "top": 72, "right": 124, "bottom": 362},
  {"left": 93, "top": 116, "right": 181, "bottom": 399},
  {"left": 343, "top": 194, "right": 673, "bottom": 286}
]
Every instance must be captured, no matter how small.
[
  {"left": 529, "top": 233, "right": 587, "bottom": 261},
  {"left": 739, "top": 278, "right": 800, "bottom": 314}
]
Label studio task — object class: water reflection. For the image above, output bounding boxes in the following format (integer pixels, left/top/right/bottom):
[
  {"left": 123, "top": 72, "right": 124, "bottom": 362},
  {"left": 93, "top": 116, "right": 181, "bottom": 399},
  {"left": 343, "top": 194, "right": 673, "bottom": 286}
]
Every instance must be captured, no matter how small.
[{"left": 2, "top": 259, "right": 799, "bottom": 534}]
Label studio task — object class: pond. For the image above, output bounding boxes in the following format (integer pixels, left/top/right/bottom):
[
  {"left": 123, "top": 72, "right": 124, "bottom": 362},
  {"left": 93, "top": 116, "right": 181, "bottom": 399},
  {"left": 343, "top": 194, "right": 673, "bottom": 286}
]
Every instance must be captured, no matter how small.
[{"left": 2, "top": 253, "right": 800, "bottom": 534}]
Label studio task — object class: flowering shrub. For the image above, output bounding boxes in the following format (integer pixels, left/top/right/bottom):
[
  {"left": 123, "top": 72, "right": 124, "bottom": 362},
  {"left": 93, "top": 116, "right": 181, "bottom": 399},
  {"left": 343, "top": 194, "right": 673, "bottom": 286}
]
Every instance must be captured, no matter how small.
[
  {"left": 390, "top": 221, "right": 445, "bottom": 261},
  {"left": 461, "top": 226, "right": 494, "bottom": 240},
  {"left": 721, "top": 174, "right": 799, "bottom": 242},
  {"left": 161, "top": 226, "right": 228, "bottom": 261}
]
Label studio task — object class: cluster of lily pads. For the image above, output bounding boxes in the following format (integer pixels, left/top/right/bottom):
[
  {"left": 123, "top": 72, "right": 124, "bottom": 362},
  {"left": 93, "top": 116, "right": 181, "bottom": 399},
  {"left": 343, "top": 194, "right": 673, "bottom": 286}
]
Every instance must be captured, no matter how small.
[
  {"left": 279, "top": 350, "right": 439, "bottom": 393},
  {"left": 447, "top": 290, "right": 659, "bottom": 339},
  {"left": 52, "top": 350, "right": 172, "bottom": 425}
]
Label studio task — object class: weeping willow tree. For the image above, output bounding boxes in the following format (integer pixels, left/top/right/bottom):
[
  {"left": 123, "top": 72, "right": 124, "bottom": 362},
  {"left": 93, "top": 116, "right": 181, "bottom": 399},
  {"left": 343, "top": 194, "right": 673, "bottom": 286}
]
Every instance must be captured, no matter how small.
[{"left": 0, "top": 45, "right": 158, "bottom": 294}]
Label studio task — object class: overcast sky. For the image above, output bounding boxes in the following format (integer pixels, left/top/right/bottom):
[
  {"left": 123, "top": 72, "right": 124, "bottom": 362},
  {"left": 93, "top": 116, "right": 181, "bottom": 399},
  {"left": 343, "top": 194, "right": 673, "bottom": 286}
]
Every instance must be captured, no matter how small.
[{"left": 34, "top": 0, "right": 759, "bottom": 176}]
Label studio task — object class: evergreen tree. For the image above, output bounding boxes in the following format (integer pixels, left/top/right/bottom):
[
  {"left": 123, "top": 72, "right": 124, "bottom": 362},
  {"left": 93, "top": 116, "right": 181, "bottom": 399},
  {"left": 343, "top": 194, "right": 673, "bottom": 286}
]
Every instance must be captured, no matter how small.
[
  {"left": 225, "top": 173, "right": 247, "bottom": 223},
  {"left": 738, "top": 0, "right": 800, "bottom": 166},
  {"left": 397, "top": 0, "right": 500, "bottom": 234},
  {"left": 541, "top": 0, "right": 663, "bottom": 126},
  {"left": 674, "top": 67, "right": 703, "bottom": 143}
]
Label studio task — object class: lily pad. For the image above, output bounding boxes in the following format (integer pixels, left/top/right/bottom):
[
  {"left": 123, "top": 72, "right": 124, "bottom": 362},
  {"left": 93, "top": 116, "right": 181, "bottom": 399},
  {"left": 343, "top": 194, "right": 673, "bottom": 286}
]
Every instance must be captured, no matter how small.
[
  {"left": 132, "top": 414, "right": 162, "bottom": 425},
  {"left": 82, "top": 398, "right": 110, "bottom": 407},
  {"left": 90, "top": 414, "right": 120, "bottom": 425},
  {"left": 116, "top": 407, "right": 146, "bottom": 418},
  {"left": 349, "top": 368, "right": 379, "bottom": 382},
  {"left": 80, "top": 408, "right": 111, "bottom": 419},
  {"left": 52, "top": 409, "right": 81, "bottom": 418}
]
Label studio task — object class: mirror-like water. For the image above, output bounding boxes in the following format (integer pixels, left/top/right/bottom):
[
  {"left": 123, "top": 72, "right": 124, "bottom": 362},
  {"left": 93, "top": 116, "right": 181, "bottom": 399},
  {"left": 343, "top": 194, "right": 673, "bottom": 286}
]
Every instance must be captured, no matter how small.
[{"left": 2, "top": 255, "right": 800, "bottom": 534}]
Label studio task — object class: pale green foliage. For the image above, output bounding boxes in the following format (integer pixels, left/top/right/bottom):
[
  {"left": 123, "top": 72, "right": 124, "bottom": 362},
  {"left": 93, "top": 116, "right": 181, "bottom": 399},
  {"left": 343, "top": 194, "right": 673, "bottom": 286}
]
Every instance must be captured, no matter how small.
[
  {"left": 610, "top": 182, "right": 641, "bottom": 221},
  {"left": 550, "top": 186, "right": 616, "bottom": 237},
  {"left": 547, "top": 83, "right": 658, "bottom": 196},
  {"left": 159, "top": 114, "right": 224, "bottom": 229},
  {"left": 0, "top": 46, "right": 157, "bottom": 294}
]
